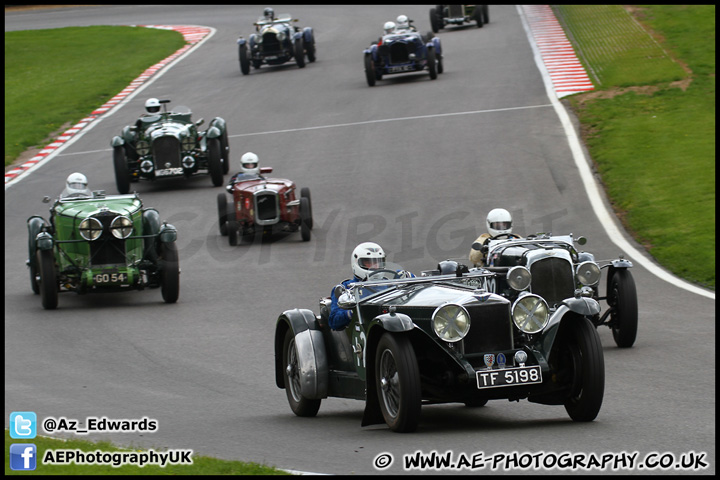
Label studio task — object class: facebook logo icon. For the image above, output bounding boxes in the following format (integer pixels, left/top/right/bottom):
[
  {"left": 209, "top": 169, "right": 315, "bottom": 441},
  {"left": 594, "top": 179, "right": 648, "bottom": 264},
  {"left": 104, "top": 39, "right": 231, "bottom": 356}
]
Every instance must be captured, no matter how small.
[
  {"left": 10, "top": 444, "right": 37, "bottom": 471},
  {"left": 10, "top": 411, "right": 37, "bottom": 439}
]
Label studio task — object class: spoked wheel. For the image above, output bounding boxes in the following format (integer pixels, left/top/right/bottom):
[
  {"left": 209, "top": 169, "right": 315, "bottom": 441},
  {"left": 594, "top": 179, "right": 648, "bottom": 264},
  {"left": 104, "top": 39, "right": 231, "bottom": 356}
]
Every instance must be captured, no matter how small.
[
  {"left": 159, "top": 242, "right": 180, "bottom": 304},
  {"left": 37, "top": 248, "right": 58, "bottom": 310},
  {"left": 283, "top": 329, "right": 321, "bottom": 417},
  {"left": 375, "top": 332, "right": 421, "bottom": 432},
  {"left": 559, "top": 318, "right": 605, "bottom": 422},
  {"left": 608, "top": 270, "right": 638, "bottom": 348},
  {"left": 217, "top": 193, "right": 228, "bottom": 236}
]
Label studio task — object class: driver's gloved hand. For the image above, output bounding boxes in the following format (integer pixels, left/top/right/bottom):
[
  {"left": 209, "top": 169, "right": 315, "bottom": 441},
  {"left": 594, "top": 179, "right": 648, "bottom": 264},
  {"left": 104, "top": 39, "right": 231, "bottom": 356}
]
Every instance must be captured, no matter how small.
[{"left": 471, "top": 242, "right": 483, "bottom": 251}]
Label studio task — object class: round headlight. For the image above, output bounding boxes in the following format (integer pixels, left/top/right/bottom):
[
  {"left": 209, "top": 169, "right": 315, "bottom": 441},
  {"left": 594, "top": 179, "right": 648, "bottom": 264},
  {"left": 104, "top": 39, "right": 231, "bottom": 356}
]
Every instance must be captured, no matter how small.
[
  {"left": 79, "top": 217, "right": 103, "bottom": 241},
  {"left": 140, "top": 160, "right": 154, "bottom": 173},
  {"left": 576, "top": 261, "right": 601, "bottom": 286},
  {"left": 512, "top": 294, "right": 549, "bottom": 334},
  {"left": 181, "top": 136, "right": 195, "bottom": 151},
  {"left": 277, "top": 32, "right": 286, "bottom": 42},
  {"left": 432, "top": 303, "right": 470, "bottom": 343},
  {"left": 506, "top": 266, "right": 531, "bottom": 291},
  {"left": 136, "top": 140, "right": 150, "bottom": 156},
  {"left": 110, "top": 216, "right": 133, "bottom": 239},
  {"left": 255, "top": 35, "right": 263, "bottom": 44}
]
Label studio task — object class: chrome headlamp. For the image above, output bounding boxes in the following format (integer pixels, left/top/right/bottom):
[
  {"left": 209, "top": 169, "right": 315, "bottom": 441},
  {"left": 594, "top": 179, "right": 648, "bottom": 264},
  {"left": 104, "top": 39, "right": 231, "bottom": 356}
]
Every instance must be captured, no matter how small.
[
  {"left": 181, "top": 135, "right": 195, "bottom": 151},
  {"left": 110, "top": 216, "right": 133, "bottom": 239},
  {"left": 576, "top": 261, "right": 601, "bottom": 286},
  {"left": 506, "top": 266, "right": 531, "bottom": 291},
  {"left": 276, "top": 31, "right": 286, "bottom": 42},
  {"left": 140, "top": 160, "right": 154, "bottom": 173},
  {"left": 512, "top": 294, "right": 549, "bottom": 334},
  {"left": 136, "top": 140, "right": 150, "bottom": 156},
  {"left": 432, "top": 303, "right": 470, "bottom": 343},
  {"left": 182, "top": 156, "right": 196, "bottom": 169},
  {"left": 79, "top": 217, "right": 103, "bottom": 241}
]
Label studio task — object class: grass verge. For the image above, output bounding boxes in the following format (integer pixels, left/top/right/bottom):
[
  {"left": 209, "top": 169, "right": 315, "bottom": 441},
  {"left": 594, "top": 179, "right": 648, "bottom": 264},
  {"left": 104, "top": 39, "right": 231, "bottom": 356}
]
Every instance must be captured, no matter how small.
[
  {"left": 554, "top": 5, "right": 715, "bottom": 290},
  {"left": 5, "top": 430, "right": 290, "bottom": 475}
]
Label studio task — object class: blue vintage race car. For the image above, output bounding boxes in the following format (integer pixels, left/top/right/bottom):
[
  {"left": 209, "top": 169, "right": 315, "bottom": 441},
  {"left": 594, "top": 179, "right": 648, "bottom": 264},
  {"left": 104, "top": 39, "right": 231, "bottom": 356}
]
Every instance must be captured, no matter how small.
[{"left": 363, "top": 24, "right": 443, "bottom": 87}]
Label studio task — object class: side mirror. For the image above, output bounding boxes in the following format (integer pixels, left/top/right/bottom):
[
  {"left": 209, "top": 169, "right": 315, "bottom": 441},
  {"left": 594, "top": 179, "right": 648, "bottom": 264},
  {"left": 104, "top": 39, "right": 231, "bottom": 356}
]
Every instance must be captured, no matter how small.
[
  {"left": 259, "top": 167, "right": 273, "bottom": 174},
  {"left": 42, "top": 196, "right": 51, "bottom": 204}
]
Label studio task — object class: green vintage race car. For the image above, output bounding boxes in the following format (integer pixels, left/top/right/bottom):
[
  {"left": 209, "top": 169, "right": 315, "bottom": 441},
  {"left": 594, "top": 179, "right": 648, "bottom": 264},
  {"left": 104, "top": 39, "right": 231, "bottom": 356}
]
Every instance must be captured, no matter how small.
[{"left": 26, "top": 184, "right": 180, "bottom": 310}]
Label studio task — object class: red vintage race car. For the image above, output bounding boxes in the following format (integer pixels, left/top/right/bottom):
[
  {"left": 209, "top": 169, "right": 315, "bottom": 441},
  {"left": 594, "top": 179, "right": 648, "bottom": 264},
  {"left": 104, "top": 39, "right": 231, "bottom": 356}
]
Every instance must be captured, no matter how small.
[{"left": 217, "top": 167, "right": 313, "bottom": 244}]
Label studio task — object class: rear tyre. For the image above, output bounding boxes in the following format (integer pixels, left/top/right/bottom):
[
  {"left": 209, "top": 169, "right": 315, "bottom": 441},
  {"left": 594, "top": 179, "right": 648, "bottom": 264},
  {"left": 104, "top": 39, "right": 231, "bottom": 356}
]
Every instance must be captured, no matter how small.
[
  {"left": 295, "top": 38, "right": 305, "bottom": 68},
  {"left": 113, "top": 146, "right": 131, "bottom": 194},
  {"left": 609, "top": 270, "right": 638, "bottom": 348},
  {"left": 375, "top": 333, "right": 421, "bottom": 432},
  {"left": 482, "top": 5, "right": 489, "bottom": 24},
  {"left": 283, "top": 329, "right": 322, "bottom": 417},
  {"left": 364, "top": 53, "right": 376, "bottom": 87},
  {"left": 217, "top": 193, "right": 228, "bottom": 236},
  {"left": 429, "top": 8, "right": 440, "bottom": 33},
  {"left": 239, "top": 44, "right": 250, "bottom": 75},
  {"left": 159, "top": 242, "right": 180, "bottom": 304},
  {"left": 37, "top": 248, "right": 58, "bottom": 310},
  {"left": 207, "top": 138, "right": 224, "bottom": 187},
  {"left": 562, "top": 318, "right": 604, "bottom": 422},
  {"left": 475, "top": 7, "right": 484, "bottom": 27},
  {"left": 300, "top": 197, "right": 311, "bottom": 242}
]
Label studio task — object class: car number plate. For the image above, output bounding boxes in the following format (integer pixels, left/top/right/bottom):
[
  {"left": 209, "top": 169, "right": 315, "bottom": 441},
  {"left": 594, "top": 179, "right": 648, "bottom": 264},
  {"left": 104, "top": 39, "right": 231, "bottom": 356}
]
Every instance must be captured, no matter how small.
[
  {"left": 476, "top": 366, "right": 542, "bottom": 389},
  {"left": 155, "top": 168, "right": 184, "bottom": 177},
  {"left": 93, "top": 271, "right": 129, "bottom": 285},
  {"left": 264, "top": 55, "right": 278, "bottom": 60},
  {"left": 388, "top": 65, "right": 414, "bottom": 73}
]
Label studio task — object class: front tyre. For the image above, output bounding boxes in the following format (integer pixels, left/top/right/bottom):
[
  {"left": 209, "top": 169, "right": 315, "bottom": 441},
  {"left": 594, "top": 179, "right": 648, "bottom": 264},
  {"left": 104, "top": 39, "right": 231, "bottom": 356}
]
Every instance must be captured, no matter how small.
[
  {"left": 37, "top": 248, "right": 58, "bottom": 310},
  {"left": 220, "top": 128, "right": 230, "bottom": 174},
  {"left": 609, "top": 270, "right": 638, "bottom": 348},
  {"left": 207, "top": 138, "right": 224, "bottom": 187},
  {"left": 113, "top": 146, "right": 131, "bottom": 194},
  {"left": 294, "top": 38, "right": 306, "bottom": 68},
  {"left": 239, "top": 44, "right": 250, "bottom": 75},
  {"left": 217, "top": 193, "right": 228, "bottom": 236},
  {"left": 375, "top": 333, "right": 421, "bottom": 432},
  {"left": 227, "top": 210, "right": 239, "bottom": 246},
  {"left": 300, "top": 197, "right": 311, "bottom": 242},
  {"left": 562, "top": 317, "right": 605, "bottom": 422},
  {"left": 283, "top": 329, "right": 321, "bottom": 417},
  {"left": 364, "top": 53, "right": 376, "bottom": 87},
  {"left": 300, "top": 187, "right": 313, "bottom": 230},
  {"left": 427, "top": 48, "right": 437, "bottom": 80},
  {"left": 159, "top": 242, "right": 180, "bottom": 304}
]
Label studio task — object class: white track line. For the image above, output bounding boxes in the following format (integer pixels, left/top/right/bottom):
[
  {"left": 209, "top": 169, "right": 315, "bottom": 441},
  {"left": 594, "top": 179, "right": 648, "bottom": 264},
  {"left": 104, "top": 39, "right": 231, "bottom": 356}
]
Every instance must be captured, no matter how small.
[{"left": 518, "top": 5, "right": 713, "bottom": 300}]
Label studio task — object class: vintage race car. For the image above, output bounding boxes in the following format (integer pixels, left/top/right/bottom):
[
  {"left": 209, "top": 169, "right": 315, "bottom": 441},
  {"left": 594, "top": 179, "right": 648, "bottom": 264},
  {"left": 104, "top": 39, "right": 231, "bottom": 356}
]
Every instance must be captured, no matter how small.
[
  {"left": 363, "top": 25, "right": 443, "bottom": 87},
  {"left": 26, "top": 189, "right": 179, "bottom": 310},
  {"left": 237, "top": 13, "right": 316, "bottom": 75},
  {"left": 274, "top": 267, "right": 605, "bottom": 432},
  {"left": 111, "top": 99, "right": 229, "bottom": 194},
  {"left": 470, "top": 233, "right": 638, "bottom": 348},
  {"left": 430, "top": 5, "right": 489, "bottom": 33},
  {"left": 216, "top": 167, "right": 313, "bottom": 244}
]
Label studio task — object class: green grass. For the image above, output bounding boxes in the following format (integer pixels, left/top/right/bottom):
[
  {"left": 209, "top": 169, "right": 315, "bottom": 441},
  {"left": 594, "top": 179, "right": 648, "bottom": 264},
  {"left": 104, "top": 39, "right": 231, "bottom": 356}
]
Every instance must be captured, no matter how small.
[
  {"left": 554, "top": 5, "right": 715, "bottom": 289},
  {"left": 5, "top": 430, "right": 290, "bottom": 475},
  {"left": 4, "top": 26, "right": 186, "bottom": 166}
]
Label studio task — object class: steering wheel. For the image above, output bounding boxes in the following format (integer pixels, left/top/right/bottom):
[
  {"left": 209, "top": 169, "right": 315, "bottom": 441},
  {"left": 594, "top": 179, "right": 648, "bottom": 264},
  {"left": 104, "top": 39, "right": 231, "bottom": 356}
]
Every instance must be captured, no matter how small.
[
  {"left": 366, "top": 269, "right": 403, "bottom": 281},
  {"left": 490, "top": 233, "right": 522, "bottom": 241}
]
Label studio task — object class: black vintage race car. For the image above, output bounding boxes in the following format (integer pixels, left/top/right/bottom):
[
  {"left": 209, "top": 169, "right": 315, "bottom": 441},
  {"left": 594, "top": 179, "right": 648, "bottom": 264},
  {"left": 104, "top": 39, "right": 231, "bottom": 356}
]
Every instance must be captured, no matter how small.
[
  {"left": 237, "top": 13, "right": 316, "bottom": 75},
  {"left": 111, "top": 99, "right": 229, "bottom": 194},
  {"left": 430, "top": 5, "right": 489, "bottom": 33},
  {"left": 274, "top": 268, "right": 604, "bottom": 432},
  {"left": 363, "top": 23, "right": 443, "bottom": 87},
  {"left": 473, "top": 233, "right": 638, "bottom": 348}
]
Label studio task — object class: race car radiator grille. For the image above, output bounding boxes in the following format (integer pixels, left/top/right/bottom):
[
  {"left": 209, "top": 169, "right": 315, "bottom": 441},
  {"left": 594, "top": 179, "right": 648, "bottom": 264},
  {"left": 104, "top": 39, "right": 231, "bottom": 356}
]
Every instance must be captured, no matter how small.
[
  {"left": 261, "top": 33, "right": 281, "bottom": 53},
  {"left": 254, "top": 192, "right": 279, "bottom": 225},
  {"left": 153, "top": 136, "right": 181, "bottom": 169},
  {"left": 390, "top": 42, "right": 415, "bottom": 64},
  {"left": 463, "top": 304, "right": 514, "bottom": 354},
  {"left": 448, "top": 5, "right": 463, "bottom": 17},
  {"left": 530, "top": 257, "right": 575, "bottom": 308},
  {"left": 89, "top": 214, "right": 126, "bottom": 266}
]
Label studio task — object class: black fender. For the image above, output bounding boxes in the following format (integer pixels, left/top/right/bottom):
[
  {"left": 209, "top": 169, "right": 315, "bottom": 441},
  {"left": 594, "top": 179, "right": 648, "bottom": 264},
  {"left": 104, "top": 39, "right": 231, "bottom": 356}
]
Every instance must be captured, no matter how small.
[
  {"left": 274, "top": 308, "right": 328, "bottom": 399},
  {"left": 209, "top": 116, "right": 226, "bottom": 134},
  {"left": 237, "top": 37, "right": 248, "bottom": 47},
  {"left": 302, "top": 27, "right": 314, "bottom": 44},
  {"left": 142, "top": 208, "right": 160, "bottom": 260},
  {"left": 605, "top": 259, "right": 633, "bottom": 296},
  {"left": 535, "top": 298, "right": 601, "bottom": 359}
]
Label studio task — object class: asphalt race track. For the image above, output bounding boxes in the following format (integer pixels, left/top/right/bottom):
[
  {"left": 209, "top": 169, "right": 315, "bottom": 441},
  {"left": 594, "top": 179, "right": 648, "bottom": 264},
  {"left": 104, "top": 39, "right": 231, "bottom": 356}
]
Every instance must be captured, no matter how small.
[{"left": 5, "top": 5, "right": 715, "bottom": 475}]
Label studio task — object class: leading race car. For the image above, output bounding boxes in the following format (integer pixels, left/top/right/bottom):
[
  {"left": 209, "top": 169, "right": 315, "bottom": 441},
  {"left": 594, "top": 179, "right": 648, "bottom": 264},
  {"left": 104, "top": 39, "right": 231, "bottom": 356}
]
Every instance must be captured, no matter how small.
[
  {"left": 111, "top": 99, "right": 229, "bottom": 194},
  {"left": 476, "top": 232, "right": 638, "bottom": 348},
  {"left": 237, "top": 12, "right": 316, "bottom": 75},
  {"left": 26, "top": 184, "right": 179, "bottom": 310},
  {"left": 430, "top": 5, "right": 489, "bottom": 33},
  {"left": 363, "top": 20, "right": 443, "bottom": 87},
  {"left": 217, "top": 167, "right": 313, "bottom": 244},
  {"left": 274, "top": 267, "right": 604, "bottom": 432}
]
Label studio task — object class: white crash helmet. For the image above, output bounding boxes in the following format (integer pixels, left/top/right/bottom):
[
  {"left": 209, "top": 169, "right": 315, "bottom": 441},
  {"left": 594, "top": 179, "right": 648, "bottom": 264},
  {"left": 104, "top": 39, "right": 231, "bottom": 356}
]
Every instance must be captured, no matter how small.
[
  {"left": 351, "top": 242, "right": 386, "bottom": 280},
  {"left": 145, "top": 98, "right": 161, "bottom": 114},
  {"left": 383, "top": 21, "right": 396, "bottom": 34},
  {"left": 240, "top": 152, "right": 260, "bottom": 175},
  {"left": 486, "top": 208, "right": 513, "bottom": 237},
  {"left": 62, "top": 172, "right": 90, "bottom": 197},
  {"left": 263, "top": 7, "right": 274, "bottom": 20},
  {"left": 396, "top": 15, "right": 410, "bottom": 30}
]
